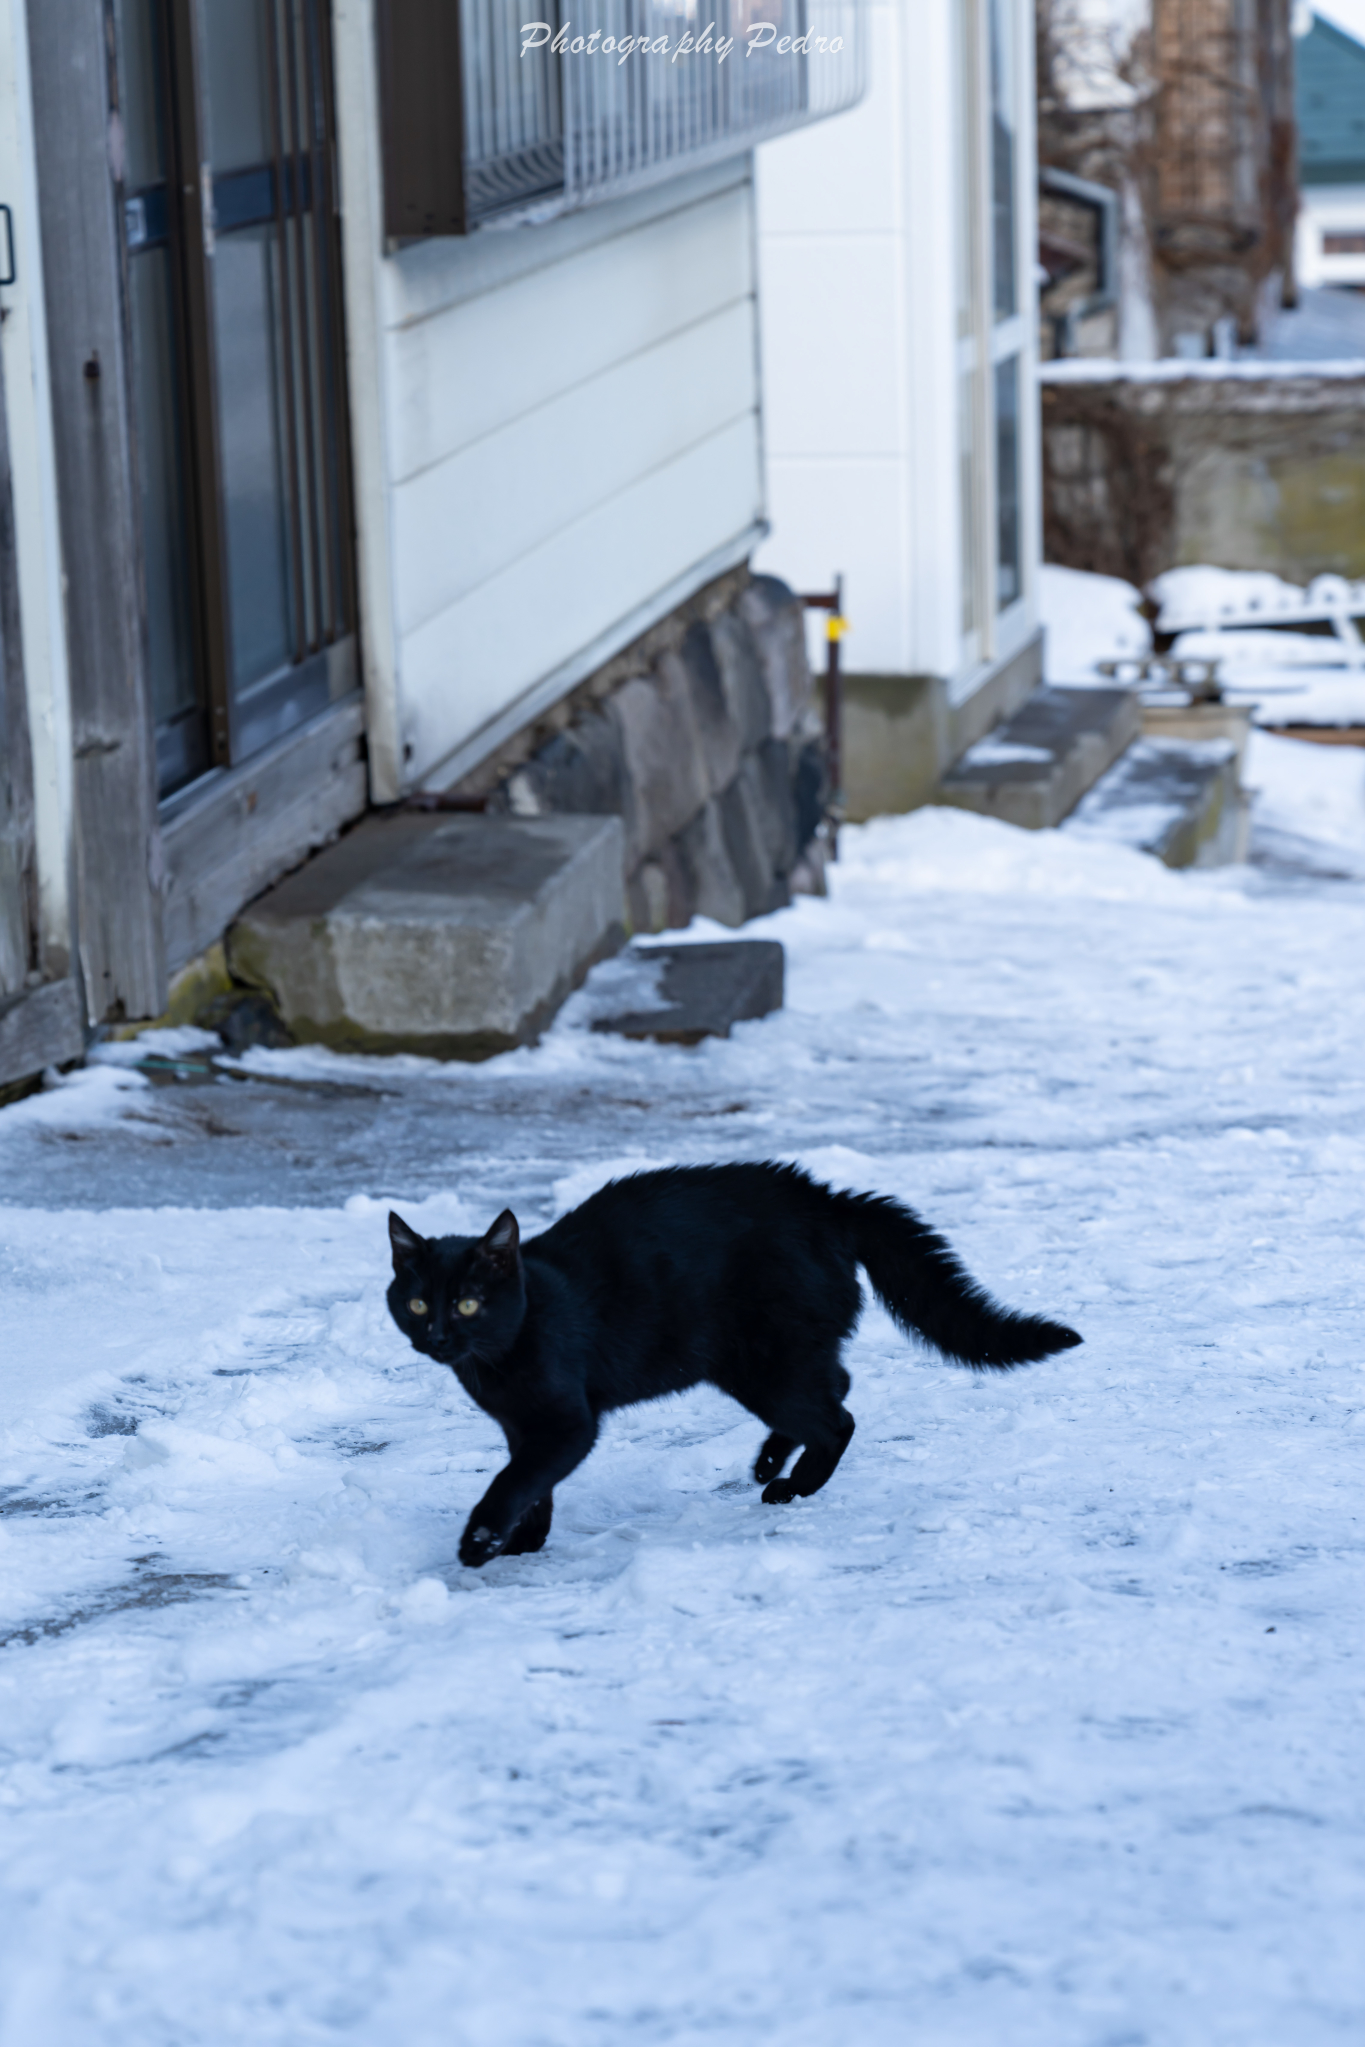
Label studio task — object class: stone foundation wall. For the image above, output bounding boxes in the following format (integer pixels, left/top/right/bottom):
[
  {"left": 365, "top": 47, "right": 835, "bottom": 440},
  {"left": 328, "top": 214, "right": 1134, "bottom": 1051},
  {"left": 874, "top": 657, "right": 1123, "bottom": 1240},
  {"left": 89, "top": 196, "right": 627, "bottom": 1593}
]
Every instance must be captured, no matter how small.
[{"left": 449, "top": 568, "right": 825, "bottom": 934}]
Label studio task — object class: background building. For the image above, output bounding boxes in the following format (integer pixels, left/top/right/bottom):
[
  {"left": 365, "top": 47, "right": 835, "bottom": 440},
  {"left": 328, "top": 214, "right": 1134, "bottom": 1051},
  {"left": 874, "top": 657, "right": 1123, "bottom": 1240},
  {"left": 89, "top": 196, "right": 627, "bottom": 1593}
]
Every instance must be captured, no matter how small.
[
  {"left": 1036, "top": 0, "right": 1299, "bottom": 361},
  {"left": 1294, "top": 10, "right": 1365, "bottom": 292}
]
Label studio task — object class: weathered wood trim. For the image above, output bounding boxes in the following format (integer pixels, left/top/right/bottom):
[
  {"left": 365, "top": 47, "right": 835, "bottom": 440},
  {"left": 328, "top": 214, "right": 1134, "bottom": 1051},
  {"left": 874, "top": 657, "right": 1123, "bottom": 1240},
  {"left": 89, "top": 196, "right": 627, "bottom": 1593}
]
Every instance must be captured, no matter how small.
[
  {"left": 0, "top": 973, "right": 84, "bottom": 1087},
  {"left": 26, "top": 0, "right": 166, "bottom": 1023},
  {"left": 159, "top": 696, "right": 368, "bottom": 973},
  {"left": 0, "top": 320, "right": 37, "bottom": 998}
]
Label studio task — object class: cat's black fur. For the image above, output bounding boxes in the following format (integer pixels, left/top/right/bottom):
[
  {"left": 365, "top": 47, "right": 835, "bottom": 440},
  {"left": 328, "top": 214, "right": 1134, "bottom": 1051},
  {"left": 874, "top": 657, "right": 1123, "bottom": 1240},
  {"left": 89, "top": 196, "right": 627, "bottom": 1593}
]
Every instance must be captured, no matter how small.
[{"left": 386, "top": 1162, "right": 1081, "bottom": 1568}]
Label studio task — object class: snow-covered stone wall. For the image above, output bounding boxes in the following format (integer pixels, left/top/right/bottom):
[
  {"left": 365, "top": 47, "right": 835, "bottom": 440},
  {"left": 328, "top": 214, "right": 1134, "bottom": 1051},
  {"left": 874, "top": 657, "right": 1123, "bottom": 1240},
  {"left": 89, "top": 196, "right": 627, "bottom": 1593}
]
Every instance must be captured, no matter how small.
[{"left": 1041, "top": 366, "right": 1365, "bottom": 588}]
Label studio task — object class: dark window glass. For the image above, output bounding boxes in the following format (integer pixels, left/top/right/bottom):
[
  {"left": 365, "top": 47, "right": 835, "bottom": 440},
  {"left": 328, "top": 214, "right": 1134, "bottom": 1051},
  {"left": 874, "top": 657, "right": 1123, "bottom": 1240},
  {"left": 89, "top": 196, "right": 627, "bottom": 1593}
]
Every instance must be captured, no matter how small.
[
  {"left": 211, "top": 226, "right": 294, "bottom": 696},
  {"left": 117, "top": 0, "right": 165, "bottom": 189},
  {"left": 988, "top": 0, "right": 1016, "bottom": 322},
  {"left": 201, "top": 0, "right": 272, "bottom": 173},
  {"left": 994, "top": 354, "right": 1021, "bottom": 612},
  {"left": 129, "top": 250, "right": 200, "bottom": 782}
]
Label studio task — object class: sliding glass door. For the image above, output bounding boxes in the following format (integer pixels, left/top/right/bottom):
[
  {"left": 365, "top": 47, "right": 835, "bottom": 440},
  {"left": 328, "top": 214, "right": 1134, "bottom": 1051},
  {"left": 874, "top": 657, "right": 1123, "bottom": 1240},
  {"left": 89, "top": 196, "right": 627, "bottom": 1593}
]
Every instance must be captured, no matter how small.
[{"left": 115, "top": 0, "right": 356, "bottom": 798}]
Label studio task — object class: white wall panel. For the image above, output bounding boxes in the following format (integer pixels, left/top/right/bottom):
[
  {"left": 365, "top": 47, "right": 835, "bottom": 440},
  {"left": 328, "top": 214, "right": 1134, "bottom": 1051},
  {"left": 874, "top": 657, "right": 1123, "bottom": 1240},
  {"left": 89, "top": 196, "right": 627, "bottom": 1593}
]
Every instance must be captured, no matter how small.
[
  {"left": 759, "top": 235, "right": 908, "bottom": 461},
  {"left": 401, "top": 417, "right": 763, "bottom": 783},
  {"left": 386, "top": 184, "right": 754, "bottom": 485},
  {"left": 753, "top": 28, "right": 900, "bottom": 237},
  {"left": 763, "top": 455, "right": 911, "bottom": 673},
  {"left": 379, "top": 158, "right": 750, "bottom": 327},
  {"left": 391, "top": 298, "right": 757, "bottom": 639}
]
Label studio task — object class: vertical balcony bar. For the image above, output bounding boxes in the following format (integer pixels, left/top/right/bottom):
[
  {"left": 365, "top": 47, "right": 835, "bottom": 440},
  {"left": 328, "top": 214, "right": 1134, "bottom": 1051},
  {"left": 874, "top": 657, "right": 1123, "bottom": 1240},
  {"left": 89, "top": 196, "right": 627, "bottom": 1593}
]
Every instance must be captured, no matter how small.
[
  {"left": 267, "top": 0, "right": 308, "bottom": 666},
  {"left": 285, "top": 0, "right": 325, "bottom": 654}
]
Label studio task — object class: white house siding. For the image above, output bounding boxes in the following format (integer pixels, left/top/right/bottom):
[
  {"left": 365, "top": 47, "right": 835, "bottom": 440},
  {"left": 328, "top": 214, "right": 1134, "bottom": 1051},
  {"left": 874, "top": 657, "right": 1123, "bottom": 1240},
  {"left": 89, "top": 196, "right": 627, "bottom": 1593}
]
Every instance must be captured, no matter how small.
[
  {"left": 331, "top": 6, "right": 764, "bottom": 802},
  {"left": 753, "top": 0, "right": 1040, "bottom": 695},
  {"left": 754, "top": 0, "right": 919, "bottom": 676}
]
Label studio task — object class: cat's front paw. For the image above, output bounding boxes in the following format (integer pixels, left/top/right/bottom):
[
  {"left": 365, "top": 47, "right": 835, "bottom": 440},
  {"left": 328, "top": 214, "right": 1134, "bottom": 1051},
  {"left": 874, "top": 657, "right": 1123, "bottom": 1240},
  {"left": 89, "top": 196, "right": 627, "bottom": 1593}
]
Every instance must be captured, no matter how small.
[{"left": 459, "top": 1522, "right": 504, "bottom": 1568}]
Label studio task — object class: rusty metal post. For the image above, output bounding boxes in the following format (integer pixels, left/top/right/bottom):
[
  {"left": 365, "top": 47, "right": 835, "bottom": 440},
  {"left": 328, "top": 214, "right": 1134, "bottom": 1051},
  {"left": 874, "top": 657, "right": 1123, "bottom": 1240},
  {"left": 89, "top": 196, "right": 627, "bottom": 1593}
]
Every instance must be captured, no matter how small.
[{"left": 802, "top": 577, "right": 847, "bottom": 857}]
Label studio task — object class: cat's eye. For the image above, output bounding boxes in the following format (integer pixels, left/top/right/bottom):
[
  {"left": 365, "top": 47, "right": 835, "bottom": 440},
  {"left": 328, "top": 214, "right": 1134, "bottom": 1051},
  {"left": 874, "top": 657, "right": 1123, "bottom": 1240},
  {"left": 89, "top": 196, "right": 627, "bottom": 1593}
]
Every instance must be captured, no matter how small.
[
  {"left": 408, "top": 1297, "right": 428, "bottom": 1316},
  {"left": 457, "top": 1297, "right": 481, "bottom": 1317}
]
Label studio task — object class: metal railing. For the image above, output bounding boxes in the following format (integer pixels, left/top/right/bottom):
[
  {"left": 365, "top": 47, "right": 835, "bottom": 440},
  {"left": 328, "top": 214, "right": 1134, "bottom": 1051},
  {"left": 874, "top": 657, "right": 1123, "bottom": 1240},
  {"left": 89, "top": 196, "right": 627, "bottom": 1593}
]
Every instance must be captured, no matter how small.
[{"left": 462, "top": 0, "right": 864, "bottom": 225}]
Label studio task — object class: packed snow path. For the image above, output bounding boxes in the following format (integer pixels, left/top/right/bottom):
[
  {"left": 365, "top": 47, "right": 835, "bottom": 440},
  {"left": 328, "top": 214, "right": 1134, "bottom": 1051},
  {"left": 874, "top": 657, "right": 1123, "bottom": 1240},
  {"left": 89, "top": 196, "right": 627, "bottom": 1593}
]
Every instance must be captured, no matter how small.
[{"left": 3, "top": 765, "right": 1365, "bottom": 2044}]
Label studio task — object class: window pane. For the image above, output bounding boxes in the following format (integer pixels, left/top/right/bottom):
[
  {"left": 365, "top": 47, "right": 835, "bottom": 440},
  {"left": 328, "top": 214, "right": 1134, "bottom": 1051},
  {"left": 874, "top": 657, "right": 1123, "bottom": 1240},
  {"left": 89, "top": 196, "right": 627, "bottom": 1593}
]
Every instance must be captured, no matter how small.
[
  {"left": 953, "top": 0, "right": 979, "bottom": 344},
  {"left": 200, "top": 0, "right": 271, "bottom": 173},
  {"left": 130, "top": 251, "right": 199, "bottom": 747},
  {"left": 959, "top": 370, "right": 981, "bottom": 638},
  {"left": 211, "top": 226, "right": 293, "bottom": 694},
  {"left": 988, "top": 0, "right": 1016, "bottom": 322},
  {"left": 114, "top": 0, "right": 166, "bottom": 190},
  {"left": 994, "top": 353, "right": 1021, "bottom": 612}
]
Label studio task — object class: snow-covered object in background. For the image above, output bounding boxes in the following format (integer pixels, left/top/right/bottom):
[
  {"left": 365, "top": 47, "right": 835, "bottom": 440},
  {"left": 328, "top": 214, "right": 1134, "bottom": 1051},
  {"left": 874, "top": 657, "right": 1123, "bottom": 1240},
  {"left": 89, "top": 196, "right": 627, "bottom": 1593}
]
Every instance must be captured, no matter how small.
[
  {"left": 1154, "top": 566, "right": 1365, "bottom": 666},
  {"left": 1041, "top": 356, "right": 1365, "bottom": 381},
  {"left": 1040, "top": 563, "right": 1152, "bottom": 683},
  {"left": 1170, "top": 627, "right": 1355, "bottom": 669}
]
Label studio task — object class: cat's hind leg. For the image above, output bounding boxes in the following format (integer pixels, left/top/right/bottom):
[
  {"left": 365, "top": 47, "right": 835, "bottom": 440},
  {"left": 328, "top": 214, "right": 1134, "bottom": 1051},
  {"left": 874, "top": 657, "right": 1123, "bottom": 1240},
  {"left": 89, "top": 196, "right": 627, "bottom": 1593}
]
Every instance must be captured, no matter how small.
[
  {"left": 721, "top": 1315, "right": 858, "bottom": 1505},
  {"left": 731, "top": 1381, "right": 856, "bottom": 1504},
  {"left": 740, "top": 1344, "right": 856, "bottom": 1504},
  {"left": 761, "top": 1407, "right": 855, "bottom": 1504},
  {"left": 753, "top": 1431, "right": 798, "bottom": 1485},
  {"left": 502, "top": 1495, "right": 553, "bottom": 1556}
]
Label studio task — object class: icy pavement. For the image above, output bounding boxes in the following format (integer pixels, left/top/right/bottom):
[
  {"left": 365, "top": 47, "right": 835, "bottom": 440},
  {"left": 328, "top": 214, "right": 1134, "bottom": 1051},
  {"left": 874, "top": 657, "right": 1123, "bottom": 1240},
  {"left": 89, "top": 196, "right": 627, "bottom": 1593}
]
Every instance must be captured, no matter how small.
[{"left": 5, "top": 768, "right": 1365, "bottom": 2043}]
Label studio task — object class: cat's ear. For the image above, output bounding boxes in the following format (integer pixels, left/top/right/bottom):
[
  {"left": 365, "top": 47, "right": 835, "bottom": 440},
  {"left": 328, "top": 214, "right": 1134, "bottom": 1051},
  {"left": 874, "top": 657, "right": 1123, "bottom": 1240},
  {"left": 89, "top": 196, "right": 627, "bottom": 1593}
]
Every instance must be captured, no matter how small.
[
  {"left": 480, "top": 1209, "right": 520, "bottom": 1270},
  {"left": 388, "top": 1211, "right": 426, "bottom": 1272}
]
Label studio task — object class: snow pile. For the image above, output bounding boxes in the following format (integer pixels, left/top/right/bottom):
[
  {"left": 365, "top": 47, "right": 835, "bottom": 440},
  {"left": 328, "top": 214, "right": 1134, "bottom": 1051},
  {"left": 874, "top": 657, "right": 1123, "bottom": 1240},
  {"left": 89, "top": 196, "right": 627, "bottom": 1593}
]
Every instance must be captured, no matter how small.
[
  {"left": 1246, "top": 726, "right": 1365, "bottom": 872},
  {"left": 1041, "top": 562, "right": 1152, "bottom": 682},
  {"left": 1170, "top": 627, "right": 1350, "bottom": 670}
]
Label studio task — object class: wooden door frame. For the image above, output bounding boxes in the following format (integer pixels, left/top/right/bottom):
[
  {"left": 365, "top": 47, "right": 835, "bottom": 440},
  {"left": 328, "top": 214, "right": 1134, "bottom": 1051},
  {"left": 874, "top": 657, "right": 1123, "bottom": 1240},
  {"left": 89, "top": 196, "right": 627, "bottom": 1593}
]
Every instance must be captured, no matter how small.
[
  {"left": 25, "top": 0, "right": 167, "bottom": 1023},
  {"left": 0, "top": 278, "right": 87, "bottom": 1085}
]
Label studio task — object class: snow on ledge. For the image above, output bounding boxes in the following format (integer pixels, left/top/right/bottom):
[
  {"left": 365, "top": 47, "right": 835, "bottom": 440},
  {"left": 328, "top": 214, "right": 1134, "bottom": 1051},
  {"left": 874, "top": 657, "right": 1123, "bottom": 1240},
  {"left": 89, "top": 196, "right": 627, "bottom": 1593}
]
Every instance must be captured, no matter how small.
[{"left": 1040, "top": 357, "right": 1365, "bottom": 383}]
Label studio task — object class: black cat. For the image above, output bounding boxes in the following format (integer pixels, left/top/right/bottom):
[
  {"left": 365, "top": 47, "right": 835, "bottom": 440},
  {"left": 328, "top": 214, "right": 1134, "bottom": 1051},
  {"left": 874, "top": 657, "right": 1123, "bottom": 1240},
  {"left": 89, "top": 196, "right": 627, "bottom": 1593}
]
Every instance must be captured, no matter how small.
[{"left": 386, "top": 1162, "right": 1081, "bottom": 1568}]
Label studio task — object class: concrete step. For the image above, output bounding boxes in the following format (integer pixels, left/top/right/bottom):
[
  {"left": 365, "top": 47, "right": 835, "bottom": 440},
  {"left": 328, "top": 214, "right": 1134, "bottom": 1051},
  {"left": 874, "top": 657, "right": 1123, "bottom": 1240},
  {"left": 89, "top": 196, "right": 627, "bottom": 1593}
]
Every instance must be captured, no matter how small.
[
  {"left": 227, "top": 811, "right": 625, "bottom": 1059},
  {"left": 1062, "top": 735, "right": 1250, "bottom": 868},
  {"left": 937, "top": 685, "right": 1142, "bottom": 829},
  {"left": 591, "top": 940, "right": 784, "bottom": 1045}
]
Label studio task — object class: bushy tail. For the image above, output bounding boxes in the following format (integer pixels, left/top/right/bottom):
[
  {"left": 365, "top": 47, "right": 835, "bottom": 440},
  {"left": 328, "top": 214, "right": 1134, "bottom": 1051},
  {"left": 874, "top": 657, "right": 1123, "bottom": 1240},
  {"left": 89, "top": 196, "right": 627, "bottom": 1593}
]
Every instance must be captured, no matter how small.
[{"left": 835, "top": 1189, "right": 1081, "bottom": 1368}]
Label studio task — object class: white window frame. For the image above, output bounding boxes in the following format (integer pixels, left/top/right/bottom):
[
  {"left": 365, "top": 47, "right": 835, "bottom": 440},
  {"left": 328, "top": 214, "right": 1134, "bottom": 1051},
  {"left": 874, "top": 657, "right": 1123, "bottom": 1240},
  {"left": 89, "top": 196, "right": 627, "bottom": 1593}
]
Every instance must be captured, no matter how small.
[{"left": 949, "top": 0, "right": 1038, "bottom": 705}]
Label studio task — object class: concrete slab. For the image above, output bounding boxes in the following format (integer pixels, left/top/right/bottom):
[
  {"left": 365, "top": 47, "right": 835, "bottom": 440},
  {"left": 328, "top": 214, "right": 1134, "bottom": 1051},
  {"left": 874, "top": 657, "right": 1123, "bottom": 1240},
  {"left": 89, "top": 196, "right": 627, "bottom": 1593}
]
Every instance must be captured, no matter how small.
[
  {"left": 937, "top": 685, "right": 1143, "bottom": 830},
  {"left": 592, "top": 940, "right": 784, "bottom": 1044},
  {"left": 227, "top": 812, "right": 626, "bottom": 1059},
  {"left": 1063, "top": 737, "right": 1250, "bottom": 867}
]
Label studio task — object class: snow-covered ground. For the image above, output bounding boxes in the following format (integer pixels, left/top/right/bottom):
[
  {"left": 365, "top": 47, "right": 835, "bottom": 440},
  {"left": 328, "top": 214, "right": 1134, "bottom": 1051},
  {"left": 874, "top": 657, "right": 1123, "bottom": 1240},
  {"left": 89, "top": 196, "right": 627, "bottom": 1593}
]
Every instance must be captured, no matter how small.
[{"left": 6, "top": 750, "right": 1365, "bottom": 2042}]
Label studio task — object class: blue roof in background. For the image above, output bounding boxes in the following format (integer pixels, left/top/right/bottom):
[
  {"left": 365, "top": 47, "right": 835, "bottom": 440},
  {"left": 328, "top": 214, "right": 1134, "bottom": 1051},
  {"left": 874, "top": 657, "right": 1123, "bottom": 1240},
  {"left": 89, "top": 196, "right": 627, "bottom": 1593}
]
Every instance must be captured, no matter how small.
[{"left": 1297, "top": 15, "right": 1365, "bottom": 184}]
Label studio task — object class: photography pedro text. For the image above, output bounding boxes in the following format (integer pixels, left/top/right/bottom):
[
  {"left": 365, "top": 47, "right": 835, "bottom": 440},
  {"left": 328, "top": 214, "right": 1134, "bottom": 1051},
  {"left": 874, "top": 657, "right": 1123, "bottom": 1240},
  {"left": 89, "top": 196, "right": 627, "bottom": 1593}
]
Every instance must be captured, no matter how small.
[{"left": 520, "top": 19, "right": 845, "bottom": 62}]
